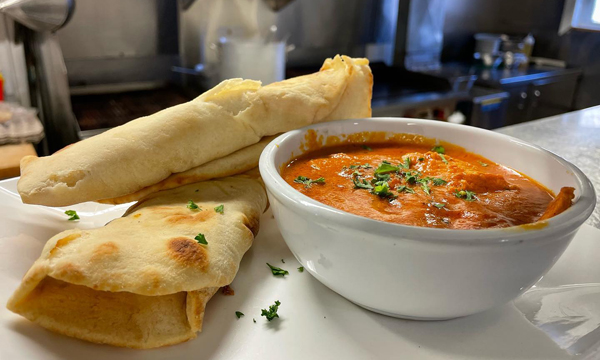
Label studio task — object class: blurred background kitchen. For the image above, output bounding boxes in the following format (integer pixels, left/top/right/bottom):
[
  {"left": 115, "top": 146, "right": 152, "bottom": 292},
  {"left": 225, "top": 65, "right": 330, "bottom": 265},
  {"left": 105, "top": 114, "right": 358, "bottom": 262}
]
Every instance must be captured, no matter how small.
[{"left": 0, "top": 0, "right": 599, "bottom": 177}]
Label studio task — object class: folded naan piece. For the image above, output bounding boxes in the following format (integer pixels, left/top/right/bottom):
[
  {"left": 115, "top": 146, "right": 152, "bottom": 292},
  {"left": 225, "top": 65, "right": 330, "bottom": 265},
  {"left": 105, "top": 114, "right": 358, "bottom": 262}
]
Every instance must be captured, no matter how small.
[
  {"left": 98, "top": 135, "right": 276, "bottom": 205},
  {"left": 18, "top": 55, "right": 372, "bottom": 206},
  {"left": 7, "top": 174, "right": 268, "bottom": 348}
]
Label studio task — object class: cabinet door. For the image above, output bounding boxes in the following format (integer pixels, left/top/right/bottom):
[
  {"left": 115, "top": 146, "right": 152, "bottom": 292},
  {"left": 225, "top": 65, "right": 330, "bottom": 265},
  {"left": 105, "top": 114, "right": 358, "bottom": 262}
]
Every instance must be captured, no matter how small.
[
  {"left": 527, "top": 75, "right": 578, "bottom": 120},
  {"left": 503, "top": 84, "right": 530, "bottom": 126}
]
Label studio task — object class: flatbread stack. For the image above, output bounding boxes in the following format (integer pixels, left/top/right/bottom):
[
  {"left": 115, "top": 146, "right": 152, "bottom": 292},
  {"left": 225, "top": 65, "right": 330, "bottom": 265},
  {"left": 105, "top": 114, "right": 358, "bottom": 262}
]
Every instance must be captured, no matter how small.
[
  {"left": 7, "top": 55, "right": 373, "bottom": 348},
  {"left": 17, "top": 55, "right": 373, "bottom": 206}
]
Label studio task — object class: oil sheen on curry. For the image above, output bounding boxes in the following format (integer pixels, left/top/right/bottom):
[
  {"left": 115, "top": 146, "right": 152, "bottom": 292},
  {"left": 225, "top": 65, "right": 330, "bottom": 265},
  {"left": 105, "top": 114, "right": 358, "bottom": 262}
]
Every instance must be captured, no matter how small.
[{"left": 281, "top": 132, "right": 575, "bottom": 230}]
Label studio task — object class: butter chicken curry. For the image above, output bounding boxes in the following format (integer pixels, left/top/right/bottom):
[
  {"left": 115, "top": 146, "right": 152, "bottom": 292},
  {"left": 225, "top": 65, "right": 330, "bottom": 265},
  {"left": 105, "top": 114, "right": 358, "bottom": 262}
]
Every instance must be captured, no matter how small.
[{"left": 281, "top": 134, "right": 574, "bottom": 230}]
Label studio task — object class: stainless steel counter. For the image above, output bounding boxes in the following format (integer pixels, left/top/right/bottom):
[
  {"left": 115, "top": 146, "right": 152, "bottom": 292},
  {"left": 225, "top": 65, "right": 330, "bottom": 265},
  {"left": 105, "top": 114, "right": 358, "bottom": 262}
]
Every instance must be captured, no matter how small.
[{"left": 496, "top": 105, "right": 600, "bottom": 228}]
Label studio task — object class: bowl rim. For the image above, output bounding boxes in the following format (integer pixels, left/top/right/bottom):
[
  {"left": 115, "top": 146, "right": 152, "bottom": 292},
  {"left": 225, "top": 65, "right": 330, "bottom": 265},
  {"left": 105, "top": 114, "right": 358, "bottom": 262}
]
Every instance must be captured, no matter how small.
[{"left": 259, "top": 117, "right": 596, "bottom": 245}]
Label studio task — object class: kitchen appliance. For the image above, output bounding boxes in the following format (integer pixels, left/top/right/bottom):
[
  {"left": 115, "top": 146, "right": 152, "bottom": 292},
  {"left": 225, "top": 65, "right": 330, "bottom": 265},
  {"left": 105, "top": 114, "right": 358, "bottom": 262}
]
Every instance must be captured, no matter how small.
[
  {"left": 0, "top": 0, "right": 74, "bottom": 32},
  {"left": 474, "top": 33, "right": 504, "bottom": 68},
  {"left": 219, "top": 39, "right": 286, "bottom": 85},
  {"left": 0, "top": 0, "right": 78, "bottom": 155}
]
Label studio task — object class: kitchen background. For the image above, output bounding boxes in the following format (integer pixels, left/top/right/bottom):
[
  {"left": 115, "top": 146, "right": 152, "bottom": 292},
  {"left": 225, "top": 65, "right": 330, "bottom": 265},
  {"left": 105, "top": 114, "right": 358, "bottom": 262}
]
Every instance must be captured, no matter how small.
[{"left": 0, "top": 0, "right": 599, "bottom": 162}]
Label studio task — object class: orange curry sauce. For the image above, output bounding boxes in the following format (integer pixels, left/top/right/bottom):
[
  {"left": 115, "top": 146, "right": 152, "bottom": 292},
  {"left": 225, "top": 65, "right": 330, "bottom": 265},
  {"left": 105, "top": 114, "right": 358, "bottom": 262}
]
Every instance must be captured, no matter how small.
[{"left": 281, "top": 132, "right": 556, "bottom": 230}]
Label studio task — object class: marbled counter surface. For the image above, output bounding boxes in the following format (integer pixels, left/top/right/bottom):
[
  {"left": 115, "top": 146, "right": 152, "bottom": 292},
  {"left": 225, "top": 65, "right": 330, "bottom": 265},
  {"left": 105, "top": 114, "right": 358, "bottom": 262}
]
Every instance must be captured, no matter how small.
[{"left": 496, "top": 106, "right": 600, "bottom": 229}]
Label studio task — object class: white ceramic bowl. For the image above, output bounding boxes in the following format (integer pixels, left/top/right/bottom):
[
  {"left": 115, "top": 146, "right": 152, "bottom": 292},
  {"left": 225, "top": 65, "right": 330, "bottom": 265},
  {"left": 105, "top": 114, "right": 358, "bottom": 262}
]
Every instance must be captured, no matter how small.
[{"left": 258, "top": 118, "right": 596, "bottom": 320}]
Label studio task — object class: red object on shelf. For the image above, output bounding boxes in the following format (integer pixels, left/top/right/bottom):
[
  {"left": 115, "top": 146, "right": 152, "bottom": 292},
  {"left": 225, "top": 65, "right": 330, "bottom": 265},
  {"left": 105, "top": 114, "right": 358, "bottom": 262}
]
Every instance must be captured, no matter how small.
[{"left": 0, "top": 72, "right": 4, "bottom": 101}]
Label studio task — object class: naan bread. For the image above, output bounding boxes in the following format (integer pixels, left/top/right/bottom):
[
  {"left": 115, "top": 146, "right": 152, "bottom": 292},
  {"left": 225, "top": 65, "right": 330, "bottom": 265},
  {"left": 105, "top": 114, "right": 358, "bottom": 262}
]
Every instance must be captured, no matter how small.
[
  {"left": 98, "top": 135, "right": 276, "bottom": 205},
  {"left": 7, "top": 174, "right": 268, "bottom": 348},
  {"left": 18, "top": 55, "right": 372, "bottom": 206}
]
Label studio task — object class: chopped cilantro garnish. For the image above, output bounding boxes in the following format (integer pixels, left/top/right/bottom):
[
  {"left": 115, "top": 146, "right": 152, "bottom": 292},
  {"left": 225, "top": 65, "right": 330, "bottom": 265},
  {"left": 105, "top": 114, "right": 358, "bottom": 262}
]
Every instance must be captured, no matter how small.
[
  {"left": 373, "top": 171, "right": 391, "bottom": 182},
  {"left": 187, "top": 200, "right": 200, "bottom": 210},
  {"left": 267, "top": 263, "right": 289, "bottom": 276},
  {"left": 439, "top": 153, "right": 449, "bottom": 165},
  {"left": 261, "top": 300, "right": 281, "bottom": 321},
  {"left": 404, "top": 171, "right": 421, "bottom": 184},
  {"left": 353, "top": 174, "right": 373, "bottom": 189},
  {"left": 455, "top": 190, "right": 477, "bottom": 201},
  {"left": 433, "top": 203, "right": 446, "bottom": 209},
  {"left": 396, "top": 185, "right": 415, "bottom": 194},
  {"left": 371, "top": 182, "right": 397, "bottom": 199},
  {"left": 479, "top": 161, "right": 489, "bottom": 167},
  {"left": 294, "top": 176, "right": 326, "bottom": 188},
  {"left": 214, "top": 204, "right": 224, "bottom": 214},
  {"left": 350, "top": 163, "right": 372, "bottom": 170},
  {"left": 298, "top": 266, "right": 304, "bottom": 272},
  {"left": 418, "top": 157, "right": 425, "bottom": 161},
  {"left": 281, "top": 259, "right": 285, "bottom": 263},
  {"left": 375, "top": 162, "right": 400, "bottom": 175},
  {"left": 195, "top": 233, "right": 208, "bottom": 244},
  {"left": 418, "top": 179, "right": 431, "bottom": 195},
  {"left": 361, "top": 145, "right": 373, "bottom": 151},
  {"left": 399, "top": 157, "right": 411, "bottom": 170},
  {"left": 432, "top": 145, "right": 445, "bottom": 154},
  {"left": 64, "top": 210, "right": 79, "bottom": 221},
  {"left": 235, "top": 311, "right": 244, "bottom": 319},
  {"left": 253, "top": 318, "right": 257, "bottom": 323},
  {"left": 431, "top": 178, "right": 447, "bottom": 186}
]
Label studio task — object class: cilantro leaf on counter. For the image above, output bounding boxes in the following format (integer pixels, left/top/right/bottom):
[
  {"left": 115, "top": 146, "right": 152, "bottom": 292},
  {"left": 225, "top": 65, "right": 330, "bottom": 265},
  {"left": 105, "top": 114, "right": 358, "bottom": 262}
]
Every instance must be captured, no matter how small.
[
  {"left": 194, "top": 233, "right": 208, "bottom": 245},
  {"left": 235, "top": 311, "right": 244, "bottom": 319},
  {"left": 298, "top": 266, "right": 304, "bottom": 272},
  {"left": 267, "top": 263, "right": 289, "bottom": 276},
  {"left": 187, "top": 200, "right": 200, "bottom": 210},
  {"left": 261, "top": 300, "right": 281, "bottom": 321},
  {"left": 214, "top": 204, "right": 224, "bottom": 214},
  {"left": 294, "top": 176, "right": 325, "bottom": 188},
  {"left": 454, "top": 190, "right": 477, "bottom": 201},
  {"left": 65, "top": 210, "right": 79, "bottom": 221}
]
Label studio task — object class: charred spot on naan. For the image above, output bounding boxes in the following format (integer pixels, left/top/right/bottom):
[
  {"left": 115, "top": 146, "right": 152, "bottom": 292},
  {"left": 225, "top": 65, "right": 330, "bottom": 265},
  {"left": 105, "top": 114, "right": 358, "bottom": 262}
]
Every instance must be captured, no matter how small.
[
  {"left": 168, "top": 237, "right": 209, "bottom": 271},
  {"left": 165, "top": 210, "right": 216, "bottom": 225},
  {"left": 54, "top": 263, "right": 86, "bottom": 283},
  {"left": 49, "top": 233, "right": 82, "bottom": 256},
  {"left": 90, "top": 242, "right": 120, "bottom": 261}
]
